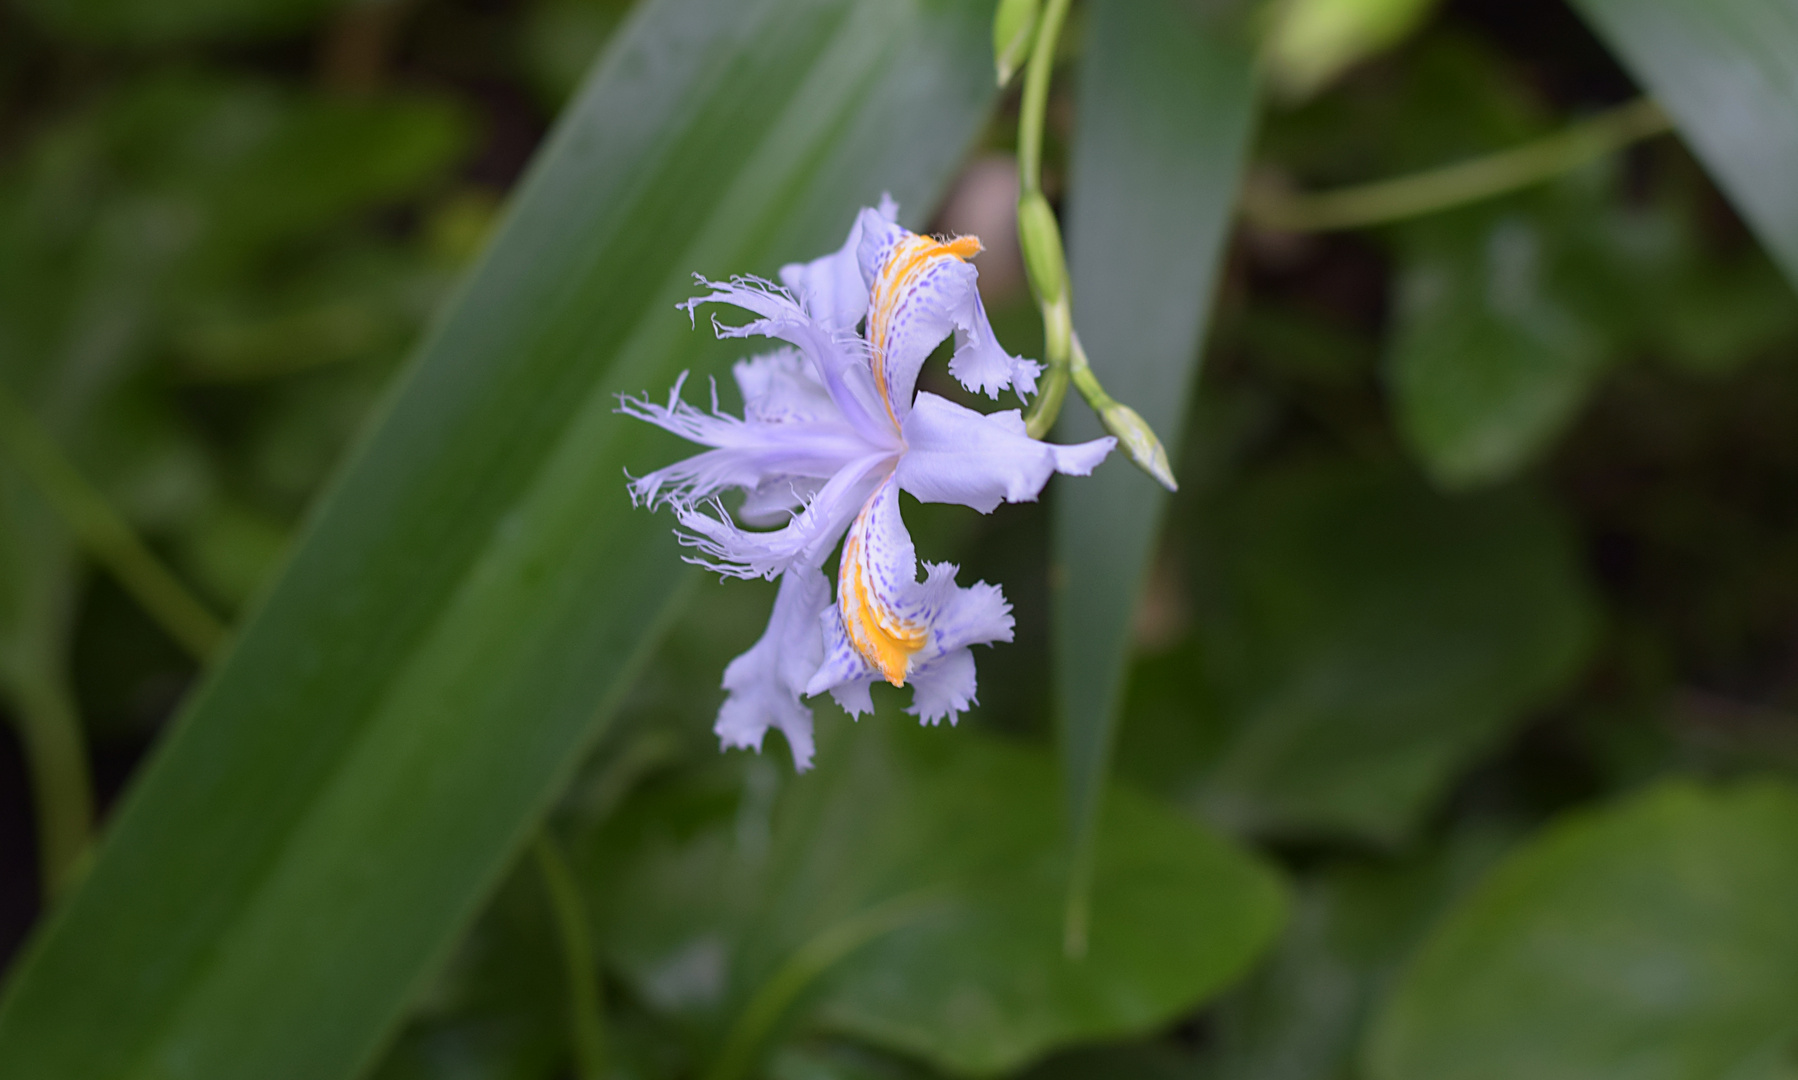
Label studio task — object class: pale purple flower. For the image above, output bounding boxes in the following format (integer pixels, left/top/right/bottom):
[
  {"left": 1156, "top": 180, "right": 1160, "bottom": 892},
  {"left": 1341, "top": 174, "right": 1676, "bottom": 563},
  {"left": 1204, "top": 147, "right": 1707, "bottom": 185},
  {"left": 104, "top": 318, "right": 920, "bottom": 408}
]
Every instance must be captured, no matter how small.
[{"left": 622, "top": 199, "right": 1113, "bottom": 769}]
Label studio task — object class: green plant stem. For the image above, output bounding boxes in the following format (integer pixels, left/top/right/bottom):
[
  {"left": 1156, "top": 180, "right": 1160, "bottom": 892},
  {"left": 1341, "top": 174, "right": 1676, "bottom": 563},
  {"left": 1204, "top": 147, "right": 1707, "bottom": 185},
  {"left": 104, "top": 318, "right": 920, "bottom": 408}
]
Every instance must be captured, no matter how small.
[
  {"left": 1066, "top": 331, "right": 1110, "bottom": 412},
  {"left": 533, "top": 832, "right": 606, "bottom": 1080},
  {"left": 0, "top": 383, "right": 226, "bottom": 662},
  {"left": 1016, "top": 0, "right": 1070, "bottom": 198},
  {"left": 1241, "top": 97, "right": 1671, "bottom": 231},
  {"left": 8, "top": 671, "right": 94, "bottom": 900},
  {"left": 1024, "top": 296, "right": 1072, "bottom": 438},
  {"left": 1018, "top": 0, "right": 1073, "bottom": 437},
  {"left": 705, "top": 890, "right": 948, "bottom": 1080}
]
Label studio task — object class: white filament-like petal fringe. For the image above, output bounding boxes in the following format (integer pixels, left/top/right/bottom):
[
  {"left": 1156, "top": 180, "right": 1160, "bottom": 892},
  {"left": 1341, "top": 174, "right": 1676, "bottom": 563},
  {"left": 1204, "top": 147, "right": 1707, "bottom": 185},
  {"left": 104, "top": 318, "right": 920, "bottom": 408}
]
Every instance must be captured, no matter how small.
[
  {"left": 679, "top": 274, "right": 891, "bottom": 439},
  {"left": 617, "top": 370, "right": 873, "bottom": 510},
  {"left": 672, "top": 454, "right": 891, "bottom": 580}
]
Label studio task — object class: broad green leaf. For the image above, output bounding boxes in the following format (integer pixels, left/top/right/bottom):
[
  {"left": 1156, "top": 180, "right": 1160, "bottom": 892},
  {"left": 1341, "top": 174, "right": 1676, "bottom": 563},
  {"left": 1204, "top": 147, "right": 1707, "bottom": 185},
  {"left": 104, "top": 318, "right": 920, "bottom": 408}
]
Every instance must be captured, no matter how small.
[
  {"left": 0, "top": 2, "right": 996, "bottom": 1078},
  {"left": 368, "top": 862, "right": 568, "bottom": 1080},
  {"left": 1368, "top": 781, "right": 1798, "bottom": 1080},
  {"left": 1205, "top": 825, "right": 1512, "bottom": 1080},
  {"left": 1050, "top": 0, "right": 1258, "bottom": 939},
  {"left": 1119, "top": 461, "right": 1597, "bottom": 845},
  {"left": 1570, "top": 0, "right": 1798, "bottom": 290},
  {"left": 1386, "top": 202, "right": 1614, "bottom": 488},
  {"left": 0, "top": 74, "right": 473, "bottom": 892},
  {"left": 582, "top": 719, "right": 1287, "bottom": 1077},
  {"left": 1366, "top": 42, "right": 1663, "bottom": 490}
]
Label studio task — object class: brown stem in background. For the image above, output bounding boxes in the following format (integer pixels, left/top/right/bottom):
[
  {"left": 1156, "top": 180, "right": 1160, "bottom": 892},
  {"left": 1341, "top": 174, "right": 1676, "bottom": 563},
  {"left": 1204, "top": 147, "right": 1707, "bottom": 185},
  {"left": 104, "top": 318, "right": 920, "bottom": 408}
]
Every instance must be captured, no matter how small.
[{"left": 319, "top": 0, "right": 426, "bottom": 96}]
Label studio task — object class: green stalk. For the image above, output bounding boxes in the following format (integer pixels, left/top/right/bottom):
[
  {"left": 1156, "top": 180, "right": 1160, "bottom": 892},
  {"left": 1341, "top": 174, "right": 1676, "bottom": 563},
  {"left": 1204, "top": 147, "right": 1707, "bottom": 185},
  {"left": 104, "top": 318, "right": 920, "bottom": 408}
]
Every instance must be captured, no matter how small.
[
  {"left": 705, "top": 890, "right": 948, "bottom": 1080},
  {"left": 533, "top": 833, "right": 607, "bottom": 1080},
  {"left": 1015, "top": 0, "right": 1070, "bottom": 197},
  {"left": 0, "top": 382, "right": 226, "bottom": 662},
  {"left": 0, "top": 380, "right": 227, "bottom": 902},
  {"left": 8, "top": 671, "right": 94, "bottom": 900},
  {"left": 1241, "top": 97, "right": 1670, "bottom": 231},
  {"left": 1017, "top": 0, "right": 1074, "bottom": 439}
]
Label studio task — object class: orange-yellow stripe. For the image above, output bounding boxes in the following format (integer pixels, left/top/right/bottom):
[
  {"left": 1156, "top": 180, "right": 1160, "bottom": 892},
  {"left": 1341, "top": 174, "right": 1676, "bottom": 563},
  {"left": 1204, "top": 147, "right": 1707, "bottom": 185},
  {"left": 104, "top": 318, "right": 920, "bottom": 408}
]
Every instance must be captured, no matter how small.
[
  {"left": 838, "top": 519, "right": 926, "bottom": 687},
  {"left": 865, "top": 233, "right": 983, "bottom": 426}
]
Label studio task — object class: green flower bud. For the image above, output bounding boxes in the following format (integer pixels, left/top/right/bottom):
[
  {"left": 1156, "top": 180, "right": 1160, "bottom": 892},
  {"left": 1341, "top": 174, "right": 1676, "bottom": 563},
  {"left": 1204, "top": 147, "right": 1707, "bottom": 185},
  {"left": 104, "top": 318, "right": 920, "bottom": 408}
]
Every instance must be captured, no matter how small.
[
  {"left": 993, "top": 0, "right": 1041, "bottom": 87},
  {"left": 1100, "top": 401, "right": 1178, "bottom": 492},
  {"left": 1016, "top": 192, "right": 1068, "bottom": 306}
]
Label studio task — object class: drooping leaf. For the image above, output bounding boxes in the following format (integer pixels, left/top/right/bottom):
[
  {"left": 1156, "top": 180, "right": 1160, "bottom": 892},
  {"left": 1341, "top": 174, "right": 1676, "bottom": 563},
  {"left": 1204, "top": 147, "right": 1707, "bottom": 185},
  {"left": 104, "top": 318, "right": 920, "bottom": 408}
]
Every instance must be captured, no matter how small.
[
  {"left": 0, "top": 3, "right": 996, "bottom": 1079},
  {"left": 1570, "top": 0, "right": 1798, "bottom": 289},
  {"left": 1368, "top": 781, "right": 1798, "bottom": 1080},
  {"left": 582, "top": 718, "right": 1287, "bottom": 1077},
  {"left": 1118, "top": 460, "right": 1597, "bottom": 845},
  {"left": 1050, "top": 0, "right": 1259, "bottom": 940}
]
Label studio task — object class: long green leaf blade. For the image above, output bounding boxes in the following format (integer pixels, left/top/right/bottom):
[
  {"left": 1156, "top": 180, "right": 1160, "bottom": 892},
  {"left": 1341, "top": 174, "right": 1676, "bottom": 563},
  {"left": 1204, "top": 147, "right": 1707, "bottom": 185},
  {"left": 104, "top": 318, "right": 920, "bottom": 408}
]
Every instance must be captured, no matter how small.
[
  {"left": 0, "top": 2, "right": 993, "bottom": 1077},
  {"left": 1052, "top": 0, "right": 1257, "bottom": 944},
  {"left": 1570, "top": 0, "right": 1798, "bottom": 287}
]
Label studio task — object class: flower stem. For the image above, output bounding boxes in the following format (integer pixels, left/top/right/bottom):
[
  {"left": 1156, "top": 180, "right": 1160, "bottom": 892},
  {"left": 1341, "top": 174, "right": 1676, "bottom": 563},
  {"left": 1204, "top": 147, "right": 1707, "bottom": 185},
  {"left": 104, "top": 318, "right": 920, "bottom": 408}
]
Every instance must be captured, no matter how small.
[
  {"left": 1011, "top": 0, "right": 1177, "bottom": 488},
  {"left": 8, "top": 670, "right": 94, "bottom": 900},
  {"left": 0, "top": 381, "right": 226, "bottom": 663},
  {"left": 1241, "top": 97, "right": 1671, "bottom": 232},
  {"left": 534, "top": 832, "right": 607, "bottom": 1080},
  {"left": 1015, "top": 0, "right": 1070, "bottom": 199},
  {"left": 1018, "top": 0, "right": 1074, "bottom": 439},
  {"left": 704, "top": 890, "right": 948, "bottom": 1080}
]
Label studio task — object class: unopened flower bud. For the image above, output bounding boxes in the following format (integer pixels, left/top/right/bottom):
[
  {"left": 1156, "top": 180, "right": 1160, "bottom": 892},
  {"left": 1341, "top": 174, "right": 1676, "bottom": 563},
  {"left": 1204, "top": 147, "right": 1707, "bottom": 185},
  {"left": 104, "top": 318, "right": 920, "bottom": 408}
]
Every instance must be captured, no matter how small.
[
  {"left": 1101, "top": 402, "right": 1178, "bottom": 492},
  {"left": 1016, "top": 192, "right": 1068, "bottom": 306},
  {"left": 993, "top": 0, "right": 1041, "bottom": 86}
]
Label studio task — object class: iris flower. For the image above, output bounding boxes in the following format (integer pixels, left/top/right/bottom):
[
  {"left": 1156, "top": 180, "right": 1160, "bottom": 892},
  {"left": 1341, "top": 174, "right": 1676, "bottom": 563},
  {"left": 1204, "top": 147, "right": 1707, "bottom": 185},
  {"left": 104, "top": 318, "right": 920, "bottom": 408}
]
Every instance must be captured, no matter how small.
[{"left": 624, "top": 199, "right": 1114, "bottom": 768}]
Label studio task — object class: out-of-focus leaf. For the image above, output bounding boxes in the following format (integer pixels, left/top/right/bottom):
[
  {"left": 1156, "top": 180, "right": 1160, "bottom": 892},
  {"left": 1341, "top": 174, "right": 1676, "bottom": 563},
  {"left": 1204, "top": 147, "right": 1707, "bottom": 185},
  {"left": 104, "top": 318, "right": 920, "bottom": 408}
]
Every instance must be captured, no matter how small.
[
  {"left": 367, "top": 863, "right": 567, "bottom": 1080},
  {"left": 175, "top": 500, "right": 291, "bottom": 612},
  {"left": 101, "top": 77, "right": 468, "bottom": 283},
  {"left": 1205, "top": 826, "right": 1512, "bottom": 1080},
  {"left": 583, "top": 719, "right": 1286, "bottom": 1077},
  {"left": 16, "top": 0, "right": 340, "bottom": 48},
  {"left": 0, "top": 3, "right": 997, "bottom": 1079},
  {"left": 1386, "top": 200, "right": 1615, "bottom": 488},
  {"left": 1051, "top": 0, "right": 1258, "bottom": 944},
  {"left": 1020, "top": 1042, "right": 1205, "bottom": 1080},
  {"left": 1263, "top": 0, "right": 1441, "bottom": 101},
  {"left": 769, "top": 1040, "right": 944, "bottom": 1080},
  {"left": 518, "top": 0, "right": 637, "bottom": 108},
  {"left": 1368, "top": 781, "right": 1798, "bottom": 1080},
  {"left": 1120, "top": 460, "right": 1597, "bottom": 845},
  {"left": 1386, "top": 177, "right": 1798, "bottom": 485},
  {"left": 1570, "top": 0, "right": 1798, "bottom": 289}
]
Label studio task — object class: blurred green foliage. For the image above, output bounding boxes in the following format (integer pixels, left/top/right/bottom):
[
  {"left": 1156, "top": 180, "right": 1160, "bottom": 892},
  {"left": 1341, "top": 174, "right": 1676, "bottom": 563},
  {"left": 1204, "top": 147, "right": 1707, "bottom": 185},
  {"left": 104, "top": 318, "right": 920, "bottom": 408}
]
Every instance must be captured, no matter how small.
[{"left": 3, "top": 0, "right": 1798, "bottom": 1078}]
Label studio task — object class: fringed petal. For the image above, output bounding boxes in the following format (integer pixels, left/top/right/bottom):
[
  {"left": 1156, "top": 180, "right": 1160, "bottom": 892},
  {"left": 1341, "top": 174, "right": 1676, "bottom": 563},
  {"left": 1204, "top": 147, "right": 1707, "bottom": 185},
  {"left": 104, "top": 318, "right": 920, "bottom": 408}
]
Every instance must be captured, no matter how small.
[
  {"left": 804, "top": 478, "right": 1015, "bottom": 725},
  {"left": 674, "top": 453, "right": 891, "bottom": 579},
  {"left": 856, "top": 215, "right": 1041, "bottom": 415},
  {"left": 716, "top": 567, "right": 831, "bottom": 770},
  {"left": 777, "top": 198, "right": 896, "bottom": 333},
  {"left": 679, "top": 275, "right": 892, "bottom": 441},
  {"left": 617, "top": 367, "right": 873, "bottom": 510}
]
